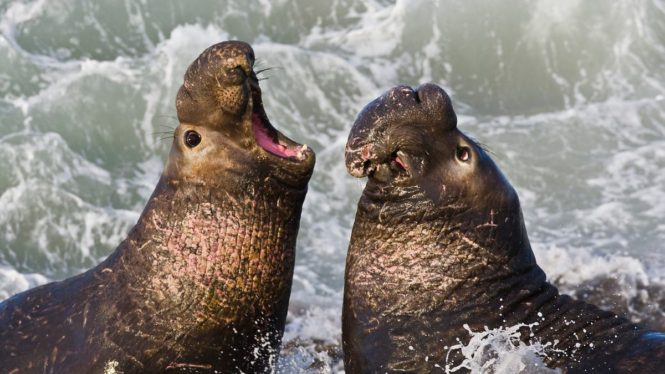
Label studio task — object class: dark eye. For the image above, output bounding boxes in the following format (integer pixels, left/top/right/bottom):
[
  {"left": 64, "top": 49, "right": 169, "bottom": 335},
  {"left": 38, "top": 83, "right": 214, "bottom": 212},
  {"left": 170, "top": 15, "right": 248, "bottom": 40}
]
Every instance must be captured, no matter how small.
[
  {"left": 456, "top": 146, "right": 470, "bottom": 162},
  {"left": 184, "top": 130, "right": 201, "bottom": 148}
]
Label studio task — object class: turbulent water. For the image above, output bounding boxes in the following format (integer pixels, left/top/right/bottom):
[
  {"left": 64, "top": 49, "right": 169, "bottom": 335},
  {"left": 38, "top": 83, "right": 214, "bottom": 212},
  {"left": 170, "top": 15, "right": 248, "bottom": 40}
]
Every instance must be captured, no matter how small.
[{"left": 1, "top": 0, "right": 664, "bottom": 372}]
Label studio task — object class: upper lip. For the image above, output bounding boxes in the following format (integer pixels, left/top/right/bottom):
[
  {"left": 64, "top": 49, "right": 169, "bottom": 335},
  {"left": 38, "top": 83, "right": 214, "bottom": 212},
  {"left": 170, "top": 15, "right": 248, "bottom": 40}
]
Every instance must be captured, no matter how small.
[
  {"left": 346, "top": 83, "right": 455, "bottom": 178},
  {"left": 246, "top": 74, "right": 315, "bottom": 170},
  {"left": 346, "top": 142, "right": 378, "bottom": 178}
]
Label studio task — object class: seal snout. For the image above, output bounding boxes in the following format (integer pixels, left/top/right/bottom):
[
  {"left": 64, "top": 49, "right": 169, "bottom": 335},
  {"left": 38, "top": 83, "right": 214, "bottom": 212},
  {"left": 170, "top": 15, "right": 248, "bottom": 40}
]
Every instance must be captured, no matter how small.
[
  {"left": 410, "top": 83, "right": 457, "bottom": 132},
  {"left": 176, "top": 41, "right": 257, "bottom": 123},
  {"left": 345, "top": 83, "right": 457, "bottom": 179},
  {"left": 211, "top": 41, "right": 255, "bottom": 85},
  {"left": 345, "top": 143, "right": 375, "bottom": 178}
]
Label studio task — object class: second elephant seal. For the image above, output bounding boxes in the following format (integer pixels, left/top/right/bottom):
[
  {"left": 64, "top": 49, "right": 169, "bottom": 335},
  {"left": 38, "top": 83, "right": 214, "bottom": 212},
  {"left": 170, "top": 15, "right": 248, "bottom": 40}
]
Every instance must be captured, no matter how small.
[{"left": 342, "top": 83, "right": 665, "bottom": 373}]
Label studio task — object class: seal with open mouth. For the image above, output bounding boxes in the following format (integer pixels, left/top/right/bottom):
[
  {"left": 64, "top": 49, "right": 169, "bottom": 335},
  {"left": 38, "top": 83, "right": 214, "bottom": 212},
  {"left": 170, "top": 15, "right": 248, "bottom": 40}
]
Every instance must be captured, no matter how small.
[
  {"left": 342, "top": 83, "right": 665, "bottom": 373},
  {"left": 0, "top": 41, "right": 315, "bottom": 373}
]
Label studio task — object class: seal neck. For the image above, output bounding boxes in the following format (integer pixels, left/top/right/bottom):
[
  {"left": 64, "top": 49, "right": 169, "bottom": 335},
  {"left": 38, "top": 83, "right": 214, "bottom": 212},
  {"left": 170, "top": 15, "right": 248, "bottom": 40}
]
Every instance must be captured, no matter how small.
[
  {"left": 347, "top": 192, "right": 640, "bottom": 371},
  {"left": 126, "top": 176, "right": 303, "bottom": 294},
  {"left": 352, "top": 188, "right": 539, "bottom": 280},
  {"left": 98, "top": 176, "right": 305, "bottom": 353},
  {"left": 348, "top": 194, "right": 541, "bottom": 315}
]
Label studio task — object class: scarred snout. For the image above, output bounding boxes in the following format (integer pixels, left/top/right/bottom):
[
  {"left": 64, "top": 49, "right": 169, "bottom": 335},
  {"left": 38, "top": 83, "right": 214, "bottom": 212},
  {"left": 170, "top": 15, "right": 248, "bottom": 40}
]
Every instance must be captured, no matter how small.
[
  {"left": 345, "top": 83, "right": 457, "bottom": 178},
  {"left": 176, "top": 41, "right": 256, "bottom": 125}
]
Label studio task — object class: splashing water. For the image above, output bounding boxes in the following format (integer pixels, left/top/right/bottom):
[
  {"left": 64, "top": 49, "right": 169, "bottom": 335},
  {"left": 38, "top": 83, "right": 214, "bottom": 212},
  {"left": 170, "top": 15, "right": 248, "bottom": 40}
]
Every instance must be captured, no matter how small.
[{"left": 445, "top": 324, "right": 561, "bottom": 374}]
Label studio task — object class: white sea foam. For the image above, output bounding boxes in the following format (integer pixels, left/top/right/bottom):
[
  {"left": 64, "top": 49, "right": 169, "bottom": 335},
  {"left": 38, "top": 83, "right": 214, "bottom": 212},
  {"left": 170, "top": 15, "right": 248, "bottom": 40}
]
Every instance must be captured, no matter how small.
[
  {"left": 0, "top": 264, "right": 49, "bottom": 300},
  {"left": 279, "top": 304, "right": 344, "bottom": 373},
  {"left": 445, "top": 324, "right": 561, "bottom": 374},
  {"left": 537, "top": 245, "right": 650, "bottom": 287},
  {"left": 0, "top": 0, "right": 49, "bottom": 47},
  {"left": 0, "top": 131, "right": 139, "bottom": 277}
]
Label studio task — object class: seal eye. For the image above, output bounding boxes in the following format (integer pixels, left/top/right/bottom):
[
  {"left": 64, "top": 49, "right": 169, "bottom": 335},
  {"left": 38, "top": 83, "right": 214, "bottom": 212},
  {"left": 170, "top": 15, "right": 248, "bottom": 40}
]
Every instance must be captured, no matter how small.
[
  {"left": 456, "top": 146, "right": 471, "bottom": 162},
  {"left": 184, "top": 130, "right": 201, "bottom": 148}
]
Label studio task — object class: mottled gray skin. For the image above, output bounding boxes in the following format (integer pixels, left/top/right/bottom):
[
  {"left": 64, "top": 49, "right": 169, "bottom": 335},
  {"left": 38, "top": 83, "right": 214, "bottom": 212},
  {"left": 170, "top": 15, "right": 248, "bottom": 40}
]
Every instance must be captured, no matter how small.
[
  {"left": 0, "top": 41, "right": 315, "bottom": 373},
  {"left": 342, "top": 84, "right": 665, "bottom": 373}
]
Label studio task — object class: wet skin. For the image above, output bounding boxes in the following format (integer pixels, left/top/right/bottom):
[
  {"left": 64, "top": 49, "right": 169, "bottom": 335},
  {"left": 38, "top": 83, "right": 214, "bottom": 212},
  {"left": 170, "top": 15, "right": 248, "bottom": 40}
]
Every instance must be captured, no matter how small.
[
  {"left": 0, "top": 41, "right": 315, "bottom": 373},
  {"left": 342, "top": 83, "right": 665, "bottom": 373}
]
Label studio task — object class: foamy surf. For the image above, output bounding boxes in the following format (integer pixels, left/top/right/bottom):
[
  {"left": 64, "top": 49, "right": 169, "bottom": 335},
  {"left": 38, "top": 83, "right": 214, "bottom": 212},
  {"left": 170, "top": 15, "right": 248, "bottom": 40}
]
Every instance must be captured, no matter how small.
[
  {"left": 444, "top": 324, "right": 561, "bottom": 374},
  {"left": 0, "top": 265, "right": 48, "bottom": 300}
]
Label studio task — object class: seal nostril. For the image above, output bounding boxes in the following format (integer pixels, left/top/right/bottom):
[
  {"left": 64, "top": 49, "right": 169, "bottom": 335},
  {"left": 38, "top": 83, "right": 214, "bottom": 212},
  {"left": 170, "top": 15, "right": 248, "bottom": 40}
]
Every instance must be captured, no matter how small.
[
  {"left": 414, "top": 89, "right": 421, "bottom": 104},
  {"left": 233, "top": 65, "right": 248, "bottom": 78}
]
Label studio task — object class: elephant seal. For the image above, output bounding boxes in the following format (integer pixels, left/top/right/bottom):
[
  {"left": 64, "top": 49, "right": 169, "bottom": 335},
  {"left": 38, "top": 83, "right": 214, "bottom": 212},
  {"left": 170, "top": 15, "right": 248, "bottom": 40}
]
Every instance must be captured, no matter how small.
[
  {"left": 0, "top": 41, "right": 315, "bottom": 373},
  {"left": 342, "top": 83, "right": 665, "bottom": 373}
]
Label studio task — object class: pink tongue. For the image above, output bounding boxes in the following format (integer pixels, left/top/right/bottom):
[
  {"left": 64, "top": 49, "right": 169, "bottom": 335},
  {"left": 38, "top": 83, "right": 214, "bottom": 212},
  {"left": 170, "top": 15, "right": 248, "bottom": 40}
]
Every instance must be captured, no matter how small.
[
  {"left": 394, "top": 155, "right": 406, "bottom": 170},
  {"left": 252, "top": 114, "right": 298, "bottom": 158}
]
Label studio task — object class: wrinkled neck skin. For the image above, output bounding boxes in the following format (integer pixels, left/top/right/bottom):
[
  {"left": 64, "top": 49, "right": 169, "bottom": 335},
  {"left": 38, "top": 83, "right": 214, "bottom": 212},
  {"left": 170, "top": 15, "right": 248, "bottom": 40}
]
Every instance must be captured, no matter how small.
[
  {"left": 343, "top": 185, "right": 641, "bottom": 373},
  {"left": 97, "top": 170, "right": 306, "bottom": 371}
]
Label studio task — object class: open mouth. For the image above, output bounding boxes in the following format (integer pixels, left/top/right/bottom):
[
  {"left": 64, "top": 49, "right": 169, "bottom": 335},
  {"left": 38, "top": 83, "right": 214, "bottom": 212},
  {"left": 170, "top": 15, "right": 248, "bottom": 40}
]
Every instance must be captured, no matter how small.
[
  {"left": 252, "top": 113, "right": 308, "bottom": 159},
  {"left": 249, "top": 84, "right": 309, "bottom": 161}
]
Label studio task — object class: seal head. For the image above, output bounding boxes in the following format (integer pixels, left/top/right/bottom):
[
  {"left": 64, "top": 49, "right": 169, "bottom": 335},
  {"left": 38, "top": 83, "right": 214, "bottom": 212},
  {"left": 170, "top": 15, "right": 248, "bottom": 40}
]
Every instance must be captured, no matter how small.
[
  {"left": 169, "top": 40, "right": 314, "bottom": 188},
  {"left": 345, "top": 84, "right": 527, "bottom": 255}
]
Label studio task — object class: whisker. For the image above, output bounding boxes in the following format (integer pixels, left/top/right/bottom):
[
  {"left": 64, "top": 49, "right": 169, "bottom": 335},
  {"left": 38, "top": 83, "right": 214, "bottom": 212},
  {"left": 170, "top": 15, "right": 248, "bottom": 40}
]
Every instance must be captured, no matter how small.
[
  {"left": 256, "top": 66, "right": 284, "bottom": 77},
  {"left": 155, "top": 123, "right": 177, "bottom": 132},
  {"left": 254, "top": 59, "right": 267, "bottom": 68},
  {"left": 468, "top": 136, "right": 497, "bottom": 158},
  {"left": 255, "top": 67, "right": 275, "bottom": 75},
  {"left": 478, "top": 142, "right": 494, "bottom": 155}
]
